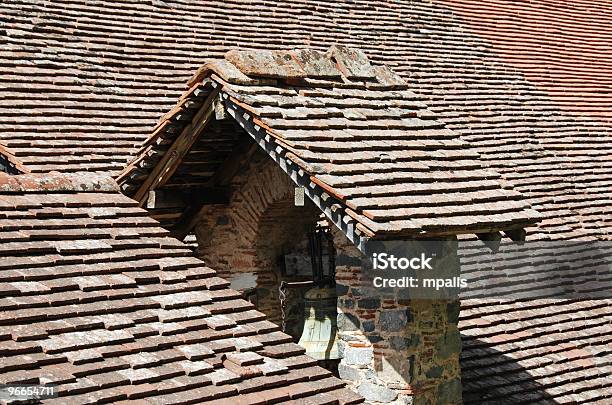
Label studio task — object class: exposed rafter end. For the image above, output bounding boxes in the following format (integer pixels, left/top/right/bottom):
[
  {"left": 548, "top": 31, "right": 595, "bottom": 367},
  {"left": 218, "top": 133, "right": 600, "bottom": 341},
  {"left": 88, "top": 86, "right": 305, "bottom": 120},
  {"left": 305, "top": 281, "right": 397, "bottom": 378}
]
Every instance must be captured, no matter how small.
[
  {"left": 477, "top": 231, "right": 502, "bottom": 253},
  {"left": 504, "top": 228, "right": 527, "bottom": 244},
  {"left": 132, "top": 87, "right": 220, "bottom": 206}
]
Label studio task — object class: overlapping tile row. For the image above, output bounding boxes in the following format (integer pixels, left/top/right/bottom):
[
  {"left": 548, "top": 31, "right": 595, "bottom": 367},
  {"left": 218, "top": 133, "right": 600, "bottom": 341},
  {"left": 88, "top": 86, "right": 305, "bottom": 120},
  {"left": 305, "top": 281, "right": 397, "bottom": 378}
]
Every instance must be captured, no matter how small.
[
  {"left": 439, "top": 0, "right": 612, "bottom": 122},
  {"left": 0, "top": 0, "right": 607, "bottom": 239},
  {"left": 282, "top": 2, "right": 612, "bottom": 403},
  {"left": 0, "top": 172, "right": 362, "bottom": 405},
  {"left": 459, "top": 298, "right": 612, "bottom": 405},
  {"left": 119, "top": 47, "right": 539, "bottom": 239},
  {"left": 0, "top": 0, "right": 338, "bottom": 175},
  {"left": 293, "top": 0, "right": 612, "bottom": 244},
  {"left": 1, "top": 1, "right": 611, "bottom": 403},
  {"left": 457, "top": 233, "right": 612, "bottom": 403}
]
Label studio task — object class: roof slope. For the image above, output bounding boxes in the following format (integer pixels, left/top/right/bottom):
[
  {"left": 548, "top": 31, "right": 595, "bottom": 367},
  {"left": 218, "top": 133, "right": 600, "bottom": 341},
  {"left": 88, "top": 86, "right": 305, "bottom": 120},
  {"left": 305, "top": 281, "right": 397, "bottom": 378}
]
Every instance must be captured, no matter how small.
[
  {"left": 440, "top": 0, "right": 612, "bottom": 122},
  {"left": 119, "top": 47, "right": 540, "bottom": 241},
  {"left": 1, "top": 1, "right": 611, "bottom": 404},
  {"left": 460, "top": 298, "right": 612, "bottom": 404},
  {"left": 0, "top": 172, "right": 362, "bottom": 405}
]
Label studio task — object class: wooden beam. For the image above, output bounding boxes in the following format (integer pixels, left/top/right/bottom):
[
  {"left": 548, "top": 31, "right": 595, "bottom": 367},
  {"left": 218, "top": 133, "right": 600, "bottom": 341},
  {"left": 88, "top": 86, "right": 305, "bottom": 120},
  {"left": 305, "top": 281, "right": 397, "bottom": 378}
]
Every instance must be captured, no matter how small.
[
  {"left": 133, "top": 88, "right": 220, "bottom": 205},
  {"left": 504, "top": 228, "right": 527, "bottom": 244},
  {"left": 477, "top": 231, "right": 502, "bottom": 252}
]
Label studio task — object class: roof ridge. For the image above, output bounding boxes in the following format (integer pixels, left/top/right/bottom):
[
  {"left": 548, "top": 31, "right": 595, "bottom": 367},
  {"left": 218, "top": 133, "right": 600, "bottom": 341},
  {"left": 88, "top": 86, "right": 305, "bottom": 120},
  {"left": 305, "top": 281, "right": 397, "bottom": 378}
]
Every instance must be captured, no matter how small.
[
  {"left": 187, "top": 45, "right": 410, "bottom": 90},
  {"left": 0, "top": 171, "right": 119, "bottom": 193}
]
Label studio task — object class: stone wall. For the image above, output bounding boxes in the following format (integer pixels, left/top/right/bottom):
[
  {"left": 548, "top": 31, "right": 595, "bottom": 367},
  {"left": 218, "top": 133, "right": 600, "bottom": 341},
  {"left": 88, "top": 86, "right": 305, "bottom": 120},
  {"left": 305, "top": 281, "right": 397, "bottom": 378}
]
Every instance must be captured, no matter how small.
[{"left": 333, "top": 228, "right": 463, "bottom": 405}]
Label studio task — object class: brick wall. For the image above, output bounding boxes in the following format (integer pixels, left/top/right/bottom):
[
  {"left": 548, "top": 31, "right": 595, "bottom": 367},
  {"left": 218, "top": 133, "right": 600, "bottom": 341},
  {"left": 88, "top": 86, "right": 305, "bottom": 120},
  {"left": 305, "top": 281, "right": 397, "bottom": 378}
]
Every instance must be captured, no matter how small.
[{"left": 194, "top": 151, "right": 320, "bottom": 332}]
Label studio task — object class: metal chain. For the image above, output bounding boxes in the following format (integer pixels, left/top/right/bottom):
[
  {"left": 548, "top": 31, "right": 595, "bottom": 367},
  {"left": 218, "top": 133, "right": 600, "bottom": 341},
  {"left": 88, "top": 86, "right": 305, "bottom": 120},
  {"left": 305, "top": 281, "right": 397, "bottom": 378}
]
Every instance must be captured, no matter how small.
[{"left": 278, "top": 281, "right": 288, "bottom": 332}]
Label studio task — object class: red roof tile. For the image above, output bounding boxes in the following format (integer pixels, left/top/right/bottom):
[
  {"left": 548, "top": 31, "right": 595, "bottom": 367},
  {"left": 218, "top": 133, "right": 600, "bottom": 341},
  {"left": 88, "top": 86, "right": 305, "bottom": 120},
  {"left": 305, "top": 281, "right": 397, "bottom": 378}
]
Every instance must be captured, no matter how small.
[{"left": 0, "top": 172, "right": 361, "bottom": 404}]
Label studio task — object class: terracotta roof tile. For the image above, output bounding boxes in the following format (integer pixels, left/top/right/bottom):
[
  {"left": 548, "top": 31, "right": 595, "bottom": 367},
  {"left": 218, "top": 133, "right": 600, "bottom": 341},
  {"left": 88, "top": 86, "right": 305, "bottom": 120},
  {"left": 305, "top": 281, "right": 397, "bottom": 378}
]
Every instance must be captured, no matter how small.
[{"left": 0, "top": 171, "right": 361, "bottom": 404}]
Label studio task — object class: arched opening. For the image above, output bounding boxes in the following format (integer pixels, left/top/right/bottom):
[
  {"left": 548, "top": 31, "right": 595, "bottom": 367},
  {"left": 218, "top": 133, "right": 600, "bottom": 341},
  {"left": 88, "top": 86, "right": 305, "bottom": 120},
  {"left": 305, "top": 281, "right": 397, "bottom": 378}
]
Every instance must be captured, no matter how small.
[{"left": 193, "top": 151, "right": 340, "bottom": 373}]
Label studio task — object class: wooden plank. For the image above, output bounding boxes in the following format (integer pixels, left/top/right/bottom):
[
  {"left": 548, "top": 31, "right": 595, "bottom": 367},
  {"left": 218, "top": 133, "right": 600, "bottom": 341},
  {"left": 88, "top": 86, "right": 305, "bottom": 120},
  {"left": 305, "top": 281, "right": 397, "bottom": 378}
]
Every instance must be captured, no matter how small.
[{"left": 133, "top": 87, "right": 220, "bottom": 205}]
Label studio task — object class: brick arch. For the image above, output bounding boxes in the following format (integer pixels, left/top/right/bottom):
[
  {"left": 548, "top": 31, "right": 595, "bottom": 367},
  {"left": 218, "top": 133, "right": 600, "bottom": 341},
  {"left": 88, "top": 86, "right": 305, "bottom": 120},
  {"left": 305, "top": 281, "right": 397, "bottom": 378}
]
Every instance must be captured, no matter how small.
[{"left": 194, "top": 151, "right": 321, "bottom": 327}]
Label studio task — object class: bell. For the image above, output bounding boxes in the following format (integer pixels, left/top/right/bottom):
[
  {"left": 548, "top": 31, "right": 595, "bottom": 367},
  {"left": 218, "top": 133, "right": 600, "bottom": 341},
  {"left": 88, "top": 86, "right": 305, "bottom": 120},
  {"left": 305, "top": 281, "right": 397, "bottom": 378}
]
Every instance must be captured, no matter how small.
[{"left": 297, "top": 286, "right": 340, "bottom": 360}]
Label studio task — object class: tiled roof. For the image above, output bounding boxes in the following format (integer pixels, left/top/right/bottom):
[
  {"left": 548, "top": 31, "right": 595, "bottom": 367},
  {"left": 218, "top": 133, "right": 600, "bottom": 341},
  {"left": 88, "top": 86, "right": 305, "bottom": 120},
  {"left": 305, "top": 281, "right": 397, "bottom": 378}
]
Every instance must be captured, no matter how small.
[
  {"left": 118, "top": 47, "right": 540, "bottom": 241},
  {"left": 1, "top": 1, "right": 611, "bottom": 404},
  {"left": 0, "top": 172, "right": 362, "bottom": 405},
  {"left": 460, "top": 299, "right": 612, "bottom": 404},
  {"left": 458, "top": 236, "right": 612, "bottom": 404},
  {"left": 439, "top": 0, "right": 612, "bottom": 122}
]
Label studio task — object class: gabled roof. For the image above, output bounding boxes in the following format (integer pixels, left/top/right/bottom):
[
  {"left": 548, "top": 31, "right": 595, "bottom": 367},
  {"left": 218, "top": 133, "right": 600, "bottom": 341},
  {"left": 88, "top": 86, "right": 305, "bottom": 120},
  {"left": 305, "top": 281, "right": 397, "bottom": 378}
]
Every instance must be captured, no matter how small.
[
  {"left": 1, "top": 1, "right": 611, "bottom": 404},
  {"left": 118, "top": 46, "right": 540, "bottom": 246},
  {"left": 0, "top": 172, "right": 362, "bottom": 404}
]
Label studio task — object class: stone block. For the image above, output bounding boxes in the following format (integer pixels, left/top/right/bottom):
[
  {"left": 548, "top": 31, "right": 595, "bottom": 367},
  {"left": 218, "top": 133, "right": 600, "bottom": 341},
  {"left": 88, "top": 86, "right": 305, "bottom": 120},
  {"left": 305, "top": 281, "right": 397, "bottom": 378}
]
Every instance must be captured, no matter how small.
[
  {"left": 435, "top": 329, "right": 462, "bottom": 360},
  {"left": 337, "top": 313, "right": 361, "bottom": 331},
  {"left": 435, "top": 378, "right": 462, "bottom": 405},
  {"left": 389, "top": 335, "right": 419, "bottom": 351},
  {"left": 358, "top": 381, "right": 398, "bottom": 403},
  {"left": 358, "top": 297, "right": 381, "bottom": 309},
  {"left": 362, "top": 320, "right": 375, "bottom": 332},
  {"left": 446, "top": 301, "right": 460, "bottom": 324},
  {"left": 339, "top": 298, "right": 355, "bottom": 309},
  {"left": 367, "top": 334, "right": 383, "bottom": 344},
  {"left": 425, "top": 366, "right": 443, "bottom": 379},
  {"left": 344, "top": 346, "right": 373, "bottom": 367},
  {"left": 379, "top": 309, "right": 411, "bottom": 332},
  {"left": 338, "top": 363, "right": 361, "bottom": 382}
]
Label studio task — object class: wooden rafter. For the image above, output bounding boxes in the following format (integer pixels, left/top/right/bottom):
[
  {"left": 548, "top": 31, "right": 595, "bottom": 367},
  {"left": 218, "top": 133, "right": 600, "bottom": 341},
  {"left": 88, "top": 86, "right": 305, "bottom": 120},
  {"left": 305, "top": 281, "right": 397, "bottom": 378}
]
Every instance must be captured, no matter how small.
[{"left": 132, "top": 87, "right": 220, "bottom": 205}]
